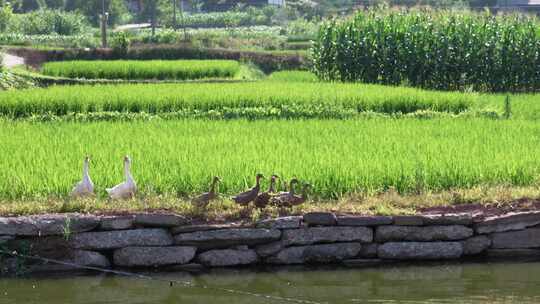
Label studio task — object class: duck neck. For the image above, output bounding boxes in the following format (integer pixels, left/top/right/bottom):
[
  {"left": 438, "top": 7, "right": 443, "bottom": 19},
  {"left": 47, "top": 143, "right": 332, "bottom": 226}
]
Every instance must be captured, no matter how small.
[
  {"left": 302, "top": 186, "right": 309, "bottom": 199},
  {"left": 210, "top": 179, "right": 218, "bottom": 194},
  {"left": 289, "top": 181, "right": 296, "bottom": 195},
  {"left": 124, "top": 161, "right": 133, "bottom": 182},
  {"left": 269, "top": 178, "right": 276, "bottom": 193},
  {"left": 255, "top": 176, "right": 261, "bottom": 189},
  {"left": 82, "top": 160, "right": 90, "bottom": 181}
]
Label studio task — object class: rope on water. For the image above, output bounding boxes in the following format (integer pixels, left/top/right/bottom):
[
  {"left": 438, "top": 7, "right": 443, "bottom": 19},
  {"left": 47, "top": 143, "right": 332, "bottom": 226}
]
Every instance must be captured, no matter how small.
[{"left": 0, "top": 249, "right": 325, "bottom": 304}]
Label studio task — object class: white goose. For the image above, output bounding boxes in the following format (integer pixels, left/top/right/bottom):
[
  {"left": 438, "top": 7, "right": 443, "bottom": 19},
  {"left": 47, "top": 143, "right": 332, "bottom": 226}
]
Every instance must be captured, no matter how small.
[
  {"left": 106, "top": 155, "right": 137, "bottom": 200},
  {"left": 71, "top": 156, "right": 94, "bottom": 198}
]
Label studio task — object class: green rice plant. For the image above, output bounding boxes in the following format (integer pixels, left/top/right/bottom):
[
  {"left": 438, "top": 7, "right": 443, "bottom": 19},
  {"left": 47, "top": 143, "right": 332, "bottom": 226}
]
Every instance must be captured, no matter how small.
[
  {"left": 312, "top": 8, "right": 540, "bottom": 92},
  {"left": 474, "top": 93, "right": 540, "bottom": 120},
  {"left": 0, "top": 82, "right": 474, "bottom": 118},
  {"left": 267, "top": 71, "right": 319, "bottom": 82},
  {"left": 0, "top": 118, "right": 538, "bottom": 199},
  {"left": 504, "top": 95, "right": 512, "bottom": 119},
  {"left": 40, "top": 60, "right": 241, "bottom": 80}
]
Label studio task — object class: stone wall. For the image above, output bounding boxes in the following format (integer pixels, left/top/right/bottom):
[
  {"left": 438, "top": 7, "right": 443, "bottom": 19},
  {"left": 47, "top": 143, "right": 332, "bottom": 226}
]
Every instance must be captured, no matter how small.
[{"left": 1, "top": 211, "right": 539, "bottom": 274}]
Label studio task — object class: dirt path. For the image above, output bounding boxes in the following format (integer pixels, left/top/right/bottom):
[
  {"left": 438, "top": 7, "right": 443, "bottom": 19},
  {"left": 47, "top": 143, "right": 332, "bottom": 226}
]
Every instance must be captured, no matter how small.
[
  {"left": 114, "top": 23, "right": 151, "bottom": 32},
  {"left": 2, "top": 53, "right": 25, "bottom": 68}
]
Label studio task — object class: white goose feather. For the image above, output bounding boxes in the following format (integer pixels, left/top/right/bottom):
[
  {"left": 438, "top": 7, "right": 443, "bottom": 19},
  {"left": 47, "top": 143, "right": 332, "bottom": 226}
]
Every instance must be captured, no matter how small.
[
  {"left": 106, "top": 156, "right": 137, "bottom": 200},
  {"left": 71, "top": 156, "right": 94, "bottom": 198}
]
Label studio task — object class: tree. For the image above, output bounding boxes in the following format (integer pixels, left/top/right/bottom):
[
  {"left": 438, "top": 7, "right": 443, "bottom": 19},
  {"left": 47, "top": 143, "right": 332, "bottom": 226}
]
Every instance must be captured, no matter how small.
[
  {"left": 64, "top": 0, "right": 128, "bottom": 26},
  {"left": 0, "top": 2, "right": 13, "bottom": 31}
]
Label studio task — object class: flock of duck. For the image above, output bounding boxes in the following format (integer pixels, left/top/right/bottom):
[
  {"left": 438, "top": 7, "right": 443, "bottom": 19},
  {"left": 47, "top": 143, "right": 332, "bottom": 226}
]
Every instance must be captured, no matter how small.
[{"left": 71, "top": 156, "right": 311, "bottom": 209}]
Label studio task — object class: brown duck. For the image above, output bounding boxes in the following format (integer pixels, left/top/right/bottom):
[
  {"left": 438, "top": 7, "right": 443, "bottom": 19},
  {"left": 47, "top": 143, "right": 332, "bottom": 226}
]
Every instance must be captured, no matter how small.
[
  {"left": 254, "top": 174, "right": 279, "bottom": 209},
  {"left": 232, "top": 173, "right": 264, "bottom": 206},
  {"left": 192, "top": 176, "right": 221, "bottom": 208},
  {"left": 270, "top": 178, "right": 299, "bottom": 207},
  {"left": 287, "top": 183, "right": 312, "bottom": 207}
]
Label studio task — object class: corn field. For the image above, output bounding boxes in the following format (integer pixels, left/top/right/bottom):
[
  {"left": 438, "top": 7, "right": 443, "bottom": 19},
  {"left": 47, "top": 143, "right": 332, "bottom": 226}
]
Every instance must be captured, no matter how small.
[{"left": 311, "top": 8, "right": 540, "bottom": 92}]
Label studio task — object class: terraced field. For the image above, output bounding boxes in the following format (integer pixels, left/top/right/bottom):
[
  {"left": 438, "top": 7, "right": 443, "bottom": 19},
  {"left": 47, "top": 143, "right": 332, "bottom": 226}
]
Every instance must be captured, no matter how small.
[
  {"left": 0, "top": 119, "right": 537, "bottom": 199},
  {"left": 41, "top": 60, "right": 240, "bottom": 80},
  {"left": 0, "top": 81, "right": 474, "bottom": 118}
]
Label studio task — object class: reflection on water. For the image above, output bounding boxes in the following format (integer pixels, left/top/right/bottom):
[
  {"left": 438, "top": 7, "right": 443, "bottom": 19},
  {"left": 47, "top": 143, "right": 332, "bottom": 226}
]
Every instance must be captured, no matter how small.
[{"left": 1, "top": 261, "right": 540, "bottom": 304}]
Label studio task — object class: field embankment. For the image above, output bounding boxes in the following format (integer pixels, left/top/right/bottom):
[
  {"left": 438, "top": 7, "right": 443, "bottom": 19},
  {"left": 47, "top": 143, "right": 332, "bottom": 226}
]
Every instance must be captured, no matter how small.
[{"left": 5, "top": 45, "right": 307, "bottom": 72}]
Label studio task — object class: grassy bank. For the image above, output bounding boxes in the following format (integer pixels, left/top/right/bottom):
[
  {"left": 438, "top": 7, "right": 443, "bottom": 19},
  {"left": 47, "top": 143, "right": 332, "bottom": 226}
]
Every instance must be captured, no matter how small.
[
  {"left": 40, "top": 60, "right": 241, "bottom": 80},
  {"left": 0, "top": 82, "right": 474, "bottom": 118},
  {"left": 0, "top": 118, "right": 538, "bottom": 200},
  {"left": 1, "top": 184, "right": 538, "bottom": 218}
]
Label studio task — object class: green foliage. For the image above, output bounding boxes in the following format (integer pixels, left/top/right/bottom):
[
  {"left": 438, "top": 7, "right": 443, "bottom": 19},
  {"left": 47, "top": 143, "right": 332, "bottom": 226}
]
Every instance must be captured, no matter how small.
[
  {"left": 0, "top": 3, "right": 13, "bottom": 32},
  {"left": 110, "top": 32, "right": 130, "bottom": 57},
  {"left": 133, "top": 26, "right": 288, "bottom": 51},
  {"left": 312, "top": 8, "right": 540, "bottom": 92},
  {"left": 0, "top": 70, "right": 35, "bottom": 90},
  {"left": 176, "top": 9, "right": 272, "bottom": 28},
  {"left": 63, "top": 0, "right": 128, "bottom": 26},
  {"left": 0, "top": 118, "right": 538, "bottom": 199},
  {"left": 0, "top": 82, "right": 474, "bottom": 118},
  {"left": 0, "top": 33, "right": 98, "bottom": 48},
  {"left": 285, "top": 18, "right": 319, "bottom": 42},
  {"left": 7, "top": 9, "right": 88, "bottom": 35},
  {"left": 40, "top": 60, "right": 241, "bottom": 80}
]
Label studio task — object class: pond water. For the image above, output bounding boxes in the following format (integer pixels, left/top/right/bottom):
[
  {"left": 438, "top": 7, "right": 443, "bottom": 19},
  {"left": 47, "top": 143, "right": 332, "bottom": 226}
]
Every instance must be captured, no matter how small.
[{"left": 1, "top": 261, "right": 540, "bottom": 304}]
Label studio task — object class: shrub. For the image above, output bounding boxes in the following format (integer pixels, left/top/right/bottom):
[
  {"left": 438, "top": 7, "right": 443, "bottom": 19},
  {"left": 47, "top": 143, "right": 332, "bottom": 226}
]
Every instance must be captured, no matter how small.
[
  {"left": 7, "top": 9, "right": 89, "bottom": 35},
  {"left": 176, "top": 10, "right": 272, "bottom": 28},
  {"left": 110, "top": 32, "right": 130, "bottom": 57},
  {"left": 0, "top": 33, "right": 98, "bottom": 48},
  {"left": 0, "top": 3, "right": 13, "bottom": 32}
]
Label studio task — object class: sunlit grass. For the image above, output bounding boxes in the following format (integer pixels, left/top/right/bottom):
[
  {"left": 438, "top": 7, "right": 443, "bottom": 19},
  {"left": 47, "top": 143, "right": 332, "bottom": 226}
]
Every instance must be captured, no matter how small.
[
  {"left": 40, "top": 60, "right": 240, "bottom": 80},
  {"left": 267, "top": 71, "right": 318, "bottom": 82},
  {"left": 0, "top": 118, "right": 538, "bottom": 200},
  {"left": 0, "top": 82, "right": 474, "bottom": 118}
]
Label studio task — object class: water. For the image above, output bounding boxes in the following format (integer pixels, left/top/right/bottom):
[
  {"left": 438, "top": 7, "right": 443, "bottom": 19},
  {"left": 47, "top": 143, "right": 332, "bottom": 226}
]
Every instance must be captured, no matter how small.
[{"left": 1, "top": 262, "right": 540, "bottom": 304}]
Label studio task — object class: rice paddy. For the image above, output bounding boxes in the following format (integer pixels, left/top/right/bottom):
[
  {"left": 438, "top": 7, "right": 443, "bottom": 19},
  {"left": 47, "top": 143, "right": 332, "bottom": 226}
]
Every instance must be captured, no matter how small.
[
  {"left": 0, "top": 82, "right": 474, "bottom": 118},
  {"left": 0, "top": 118, "right": 538, "bottom": 201},
  {"left": 2, "top": 48, "right": 539, "bottom": 216},
  {"left": 40, "top": 60, "right": 241, "bottom": 80}
]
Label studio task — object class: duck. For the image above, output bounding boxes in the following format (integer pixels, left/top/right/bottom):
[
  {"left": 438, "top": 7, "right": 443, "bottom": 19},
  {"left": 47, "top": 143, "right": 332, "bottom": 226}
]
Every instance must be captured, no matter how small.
[
  {"left": 254, "top": 174, "right": 279, "bottom": 209},
  {"left": 232, "top": 173, "right": 264, "bottom": 206},
  {"left": 71, "top": 155, "right": 94, "bottom": 198},
  {"left": 192, "top": 176, "right": 221, "bottom": 209},
  {"left": 287, "top": 183, "right": 312, "bottom": 207},
  {"left": 270, "top": 178, "right": 299, "bottom": 207},
  {"left": 106, "top": 155, "right": 137, "bottom": 200}
]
